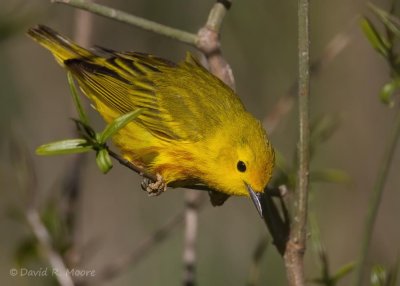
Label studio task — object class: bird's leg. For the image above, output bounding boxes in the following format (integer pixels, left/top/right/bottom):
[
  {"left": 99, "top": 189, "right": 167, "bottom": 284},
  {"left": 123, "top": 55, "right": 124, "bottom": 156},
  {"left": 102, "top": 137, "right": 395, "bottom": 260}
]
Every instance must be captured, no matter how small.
[{"left": 141, "top": 173, "right": 167, "bottom": 196}]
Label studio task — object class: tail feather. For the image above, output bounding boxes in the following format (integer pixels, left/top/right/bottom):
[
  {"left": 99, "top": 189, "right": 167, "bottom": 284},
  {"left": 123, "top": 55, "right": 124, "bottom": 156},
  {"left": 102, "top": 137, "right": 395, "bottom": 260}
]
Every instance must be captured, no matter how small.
[{"left": 27, "top": 25, "right": 93, "bottom": 65}]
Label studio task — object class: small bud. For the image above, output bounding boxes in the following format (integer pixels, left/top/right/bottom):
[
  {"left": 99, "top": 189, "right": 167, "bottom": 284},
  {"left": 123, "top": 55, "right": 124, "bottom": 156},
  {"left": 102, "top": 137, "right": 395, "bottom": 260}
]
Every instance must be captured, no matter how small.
[{"left": 96, "top": 149, "right": 113, "bottom": 173}]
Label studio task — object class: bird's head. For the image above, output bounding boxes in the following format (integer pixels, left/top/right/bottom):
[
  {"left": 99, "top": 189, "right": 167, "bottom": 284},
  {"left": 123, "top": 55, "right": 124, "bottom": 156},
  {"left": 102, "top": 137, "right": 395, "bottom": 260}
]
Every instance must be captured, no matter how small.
[{"left": 205, "top": 116, "right": 275, "bottom": 199}]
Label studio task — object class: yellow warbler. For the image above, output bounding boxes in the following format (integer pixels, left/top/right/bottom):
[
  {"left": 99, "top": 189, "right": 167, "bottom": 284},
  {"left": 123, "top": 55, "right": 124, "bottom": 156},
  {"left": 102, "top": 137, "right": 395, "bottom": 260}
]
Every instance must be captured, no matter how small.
[{"left": 28, "top": 25, "right": 275, "bottom": 204}]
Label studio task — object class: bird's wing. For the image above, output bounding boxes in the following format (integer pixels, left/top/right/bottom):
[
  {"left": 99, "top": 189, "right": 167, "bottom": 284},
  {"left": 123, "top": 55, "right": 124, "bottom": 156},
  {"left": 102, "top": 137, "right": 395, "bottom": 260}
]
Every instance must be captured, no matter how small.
[{"left": 65, "top": 52, "right": 243, "bottom": 142}]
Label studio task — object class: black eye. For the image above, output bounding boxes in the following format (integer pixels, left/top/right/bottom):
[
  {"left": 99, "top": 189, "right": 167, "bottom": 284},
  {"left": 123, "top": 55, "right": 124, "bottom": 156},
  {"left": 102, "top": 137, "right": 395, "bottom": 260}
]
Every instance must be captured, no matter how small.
[{"left": 237, "top": 161, "right": 247, "bottom": 172}]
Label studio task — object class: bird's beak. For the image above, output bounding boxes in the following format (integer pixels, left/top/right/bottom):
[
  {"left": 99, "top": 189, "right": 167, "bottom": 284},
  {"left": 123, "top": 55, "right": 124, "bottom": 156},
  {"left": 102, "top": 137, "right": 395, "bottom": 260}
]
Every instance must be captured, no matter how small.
[{"left": 245, "top": 183, "right": 263, "bottom": 218}]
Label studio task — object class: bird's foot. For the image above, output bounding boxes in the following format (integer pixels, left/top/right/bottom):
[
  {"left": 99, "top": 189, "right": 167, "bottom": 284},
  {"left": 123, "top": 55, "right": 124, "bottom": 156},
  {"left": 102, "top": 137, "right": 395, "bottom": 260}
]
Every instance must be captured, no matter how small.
[{"left": 141, "top": 173, "right": 167, "bottom": 196}]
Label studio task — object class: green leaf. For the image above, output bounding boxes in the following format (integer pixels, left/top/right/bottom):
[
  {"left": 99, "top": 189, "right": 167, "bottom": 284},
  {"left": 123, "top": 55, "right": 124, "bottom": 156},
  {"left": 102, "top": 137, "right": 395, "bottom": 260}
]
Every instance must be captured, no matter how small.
[
  {"left": 369, "top": 3, "right": 400, "bottom": 40},
  {"left": 380, "top": 79, "right": 400, "bottom": 106},
  {"left": 36, "top": 139, "right": 92, "bottom": 156},
  {"left": 371, "top": 265, "right": 387, "bottom": 286},
  {"left": 360, "top": 17, "right": 389, "bottom": 57},
  {"left": 98, "top": 109, "right": 143, "bottom": 143},
  {"left": 67, "top": 72, "right": 89, "bottom": 125},
  {"left": 96, "top": 149, "right": 113, "bottom": 173},
  {"left": 332, "top": 262, "right": 355, "bottom": 283}
]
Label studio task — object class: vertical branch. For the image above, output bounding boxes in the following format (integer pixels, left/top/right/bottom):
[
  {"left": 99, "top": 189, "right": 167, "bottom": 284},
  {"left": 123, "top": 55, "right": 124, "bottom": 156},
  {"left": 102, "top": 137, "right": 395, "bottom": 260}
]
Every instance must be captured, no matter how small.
[
  {"left": 295, "top": 0, "right": 310, "bottom": 245},
  {"left": 196, "top": 0, "right": 235, "bottom": 89},
  {"left": 181, "top": 2, "right": 234, "bottom": 285},
  {"left": 283, "top": 0, "right": 310, "bottom": 285},
  {"left": 353, "top": 109, "right": 400, "bottom": 286},
  {"left": 182, "top": 190, "right": 200, "bottom": 286}
]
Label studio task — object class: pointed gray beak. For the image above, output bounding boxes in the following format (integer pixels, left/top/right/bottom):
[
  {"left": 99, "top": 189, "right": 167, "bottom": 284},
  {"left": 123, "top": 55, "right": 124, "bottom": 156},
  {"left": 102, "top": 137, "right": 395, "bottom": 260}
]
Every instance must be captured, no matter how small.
[{"left": 245, "top": 183, "right": 263, "bottom": 217}]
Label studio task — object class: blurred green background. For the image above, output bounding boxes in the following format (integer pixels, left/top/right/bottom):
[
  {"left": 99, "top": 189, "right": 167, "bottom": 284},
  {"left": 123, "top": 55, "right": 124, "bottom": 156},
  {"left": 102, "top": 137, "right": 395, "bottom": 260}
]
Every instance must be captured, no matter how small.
[{"left": 1, "top": 0, "right": 399, "bottom": 285}]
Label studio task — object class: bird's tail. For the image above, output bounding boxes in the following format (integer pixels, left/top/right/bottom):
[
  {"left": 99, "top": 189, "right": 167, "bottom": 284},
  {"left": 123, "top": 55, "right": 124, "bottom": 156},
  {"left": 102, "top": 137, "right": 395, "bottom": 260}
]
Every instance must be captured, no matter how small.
[{"left": 27, "top": 25, "right": 93, "bottom": 66}]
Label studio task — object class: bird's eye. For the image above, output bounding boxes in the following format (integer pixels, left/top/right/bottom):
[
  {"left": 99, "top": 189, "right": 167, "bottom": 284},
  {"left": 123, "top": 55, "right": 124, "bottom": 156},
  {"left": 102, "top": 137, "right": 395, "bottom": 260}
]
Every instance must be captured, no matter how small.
[{"left": 237, "top": 161, "right": 247, "bottom": 172}]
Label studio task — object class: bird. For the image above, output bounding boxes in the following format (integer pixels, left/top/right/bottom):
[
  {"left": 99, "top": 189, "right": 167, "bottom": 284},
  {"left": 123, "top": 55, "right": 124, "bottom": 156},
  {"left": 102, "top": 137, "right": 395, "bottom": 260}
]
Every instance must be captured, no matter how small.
[{"left": 28, "top": 25, "right": 275, "bottom": 212}]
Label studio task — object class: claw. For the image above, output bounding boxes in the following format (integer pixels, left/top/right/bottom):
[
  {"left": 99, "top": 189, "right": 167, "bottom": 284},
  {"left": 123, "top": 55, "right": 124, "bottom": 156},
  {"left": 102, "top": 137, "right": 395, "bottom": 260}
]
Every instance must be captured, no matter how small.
[{"left": 141, "top": 173, "right": 167, "bottom": 196}]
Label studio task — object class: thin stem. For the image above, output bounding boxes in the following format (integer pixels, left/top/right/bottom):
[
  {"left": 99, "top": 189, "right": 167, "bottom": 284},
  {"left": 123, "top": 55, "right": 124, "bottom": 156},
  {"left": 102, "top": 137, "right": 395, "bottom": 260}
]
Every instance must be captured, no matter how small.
[
  {"left": 294, "top": 0, "right": 310, "bottom": 247},
  {"left": 353, "top": 108, "right": 400, "bottom": 286},
  {"left": 52, "top": 0, "right": 198, "bottom": 46},
  {"left": 182, "top": 191, "right": 201, "bottom": 286},
  {"left": 205, "top": 1, "right": 229, "bottom": 32},
  {"left": 283, "top": 0, "right": 310, "bottom": 285},
  {"left": 68, "top": 72, "right": 89, "bottom": 126},
  {"left": 179, "top": 4, "right": 233, "bottom": 285}
]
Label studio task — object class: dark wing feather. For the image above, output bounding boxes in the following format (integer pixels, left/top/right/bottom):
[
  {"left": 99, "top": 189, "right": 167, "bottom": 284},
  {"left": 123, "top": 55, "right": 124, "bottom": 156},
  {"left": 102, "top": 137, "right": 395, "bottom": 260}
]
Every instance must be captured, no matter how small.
[
  {"left": 65, "top": 52, "right": 244, "bottom": 142},
  {"left": 65, "top": 57, "right": 183, "bottom": 141}
]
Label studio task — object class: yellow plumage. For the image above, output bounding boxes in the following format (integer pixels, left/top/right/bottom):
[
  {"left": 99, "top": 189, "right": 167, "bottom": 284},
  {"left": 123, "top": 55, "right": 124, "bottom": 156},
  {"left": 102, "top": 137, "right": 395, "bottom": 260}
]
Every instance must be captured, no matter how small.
[{"left": 28, "top": 25, "right": 275, "bottom": 199}]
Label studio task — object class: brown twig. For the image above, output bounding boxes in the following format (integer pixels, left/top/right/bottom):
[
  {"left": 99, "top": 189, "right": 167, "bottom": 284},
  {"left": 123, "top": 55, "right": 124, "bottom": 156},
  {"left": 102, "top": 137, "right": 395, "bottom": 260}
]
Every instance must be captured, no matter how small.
[
  {"left": 182, "top": 191, "right": 202, "bottom": 286},
  {"left": 196, "top": 0, "right": 235, "bottom": 89},
  {"left": 282, "top": 0, "right": 310, "bottom": 285},
  {"left": 180, "top": 4, "right": 234, "bottom": 285}
]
